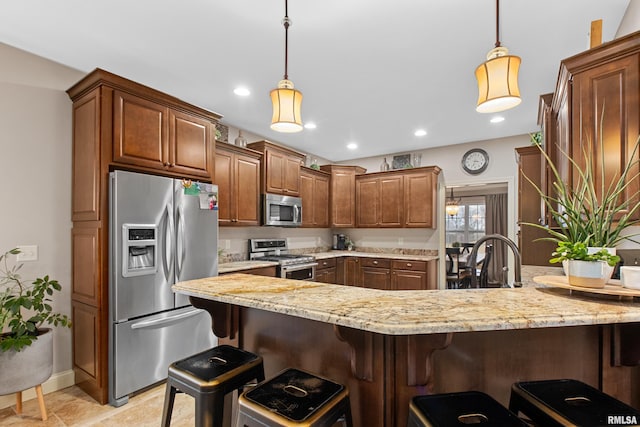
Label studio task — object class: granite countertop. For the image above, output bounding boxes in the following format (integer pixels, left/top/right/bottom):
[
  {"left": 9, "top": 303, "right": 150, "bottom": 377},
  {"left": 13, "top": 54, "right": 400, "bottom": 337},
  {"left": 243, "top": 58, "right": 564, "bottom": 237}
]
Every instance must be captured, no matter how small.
[
  {"left": 173, "top": 274, "right": 640, "bottom": 335},
  {"left": 312, "top": 251, "right": 438, "bottom": 262},
  {"left": 218, "top": 260, "right": 278, "bottom": 274}
]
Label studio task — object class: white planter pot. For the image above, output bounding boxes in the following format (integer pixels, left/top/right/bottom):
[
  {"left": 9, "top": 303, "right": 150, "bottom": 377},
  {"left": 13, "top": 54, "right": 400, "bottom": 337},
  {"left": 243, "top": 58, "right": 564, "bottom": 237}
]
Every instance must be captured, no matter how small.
[
  {"left": 0, "top": 328, "right": 53, "bottom": 395},
  {"left": 562, "top": 247, "right": 616, "bottom": 281},
  {"left": 566, "top": 260, "right": 610, "bottom": 288}
]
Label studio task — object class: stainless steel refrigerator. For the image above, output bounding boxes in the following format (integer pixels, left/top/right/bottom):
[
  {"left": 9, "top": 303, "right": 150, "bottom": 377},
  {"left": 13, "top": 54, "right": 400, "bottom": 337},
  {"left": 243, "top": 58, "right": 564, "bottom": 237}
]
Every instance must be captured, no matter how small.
[{"left": 109, "top": 170, "right": 217, "bottom": 406}]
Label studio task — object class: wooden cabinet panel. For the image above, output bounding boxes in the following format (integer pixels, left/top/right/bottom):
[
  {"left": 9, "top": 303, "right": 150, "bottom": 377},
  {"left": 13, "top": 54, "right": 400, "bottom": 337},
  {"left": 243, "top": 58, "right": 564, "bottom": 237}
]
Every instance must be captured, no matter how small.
[
  {"left": 344, "top": 257, "right": 361, "bottom": 287},
  {"left": 247, "top": 140, "right": 304, "bottom": 196},
  {"left": 72, "top": 89, "right": 101, "bottom": 221},
  {"left": 300, "top": 167, "right": 330, "bottom": 227},
  {"left": 214, "top": 142, "right": 261, "bottom": 226},
  {"left": 571, "top": 53, "right": 640, "bottom": 220},
  {"left": 356, "top": 177, "right": 379, "bottom": 227},
  {"left": 391, "top": 270, "right": 426, "bottom": 290},
  {"left": 321, "top": 165, "right": 367, "bottom": 228},
  {"left": 72, "top": 223, "right": 101, "bottom": 306},
  {"left": 169, "top": 110, "right": 212, "bottom": 178},
  {"left": 391, "top": 260, "right": 427, "bottom": 271},
  {"left": 361, "top": 266, "right": 391, "bottom": 290},
  {"left": 404, "top": 168, "right": 439, "bottom": 228},
  {"left": 72, "top": 300, "right": 106, "bottom": 404},
  {"left": 380, "top": 176, "right": 403, "bottom": 227},
  {"left": 113, "top": 90, "right": 168, "bottom": 169}
]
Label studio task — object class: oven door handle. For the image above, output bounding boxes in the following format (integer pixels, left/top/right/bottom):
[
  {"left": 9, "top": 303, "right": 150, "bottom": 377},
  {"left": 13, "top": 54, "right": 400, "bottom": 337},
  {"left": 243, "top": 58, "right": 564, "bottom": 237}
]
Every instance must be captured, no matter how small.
[{"left": 280, "top": 262, "right": 318, "bottom": 271}]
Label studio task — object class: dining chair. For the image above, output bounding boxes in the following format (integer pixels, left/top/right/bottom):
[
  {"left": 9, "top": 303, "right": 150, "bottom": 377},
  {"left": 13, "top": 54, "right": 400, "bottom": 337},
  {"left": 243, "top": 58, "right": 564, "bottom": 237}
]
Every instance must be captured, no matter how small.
[{"left": 445, "top": 247, "right": 462, "bottom": 289}]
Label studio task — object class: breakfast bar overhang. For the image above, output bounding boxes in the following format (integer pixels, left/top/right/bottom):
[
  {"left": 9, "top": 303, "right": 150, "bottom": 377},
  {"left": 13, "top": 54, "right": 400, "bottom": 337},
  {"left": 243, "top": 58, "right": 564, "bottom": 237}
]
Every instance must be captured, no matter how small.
[{"left": 173, "top": 273, "right": 640, "bottom": 427}]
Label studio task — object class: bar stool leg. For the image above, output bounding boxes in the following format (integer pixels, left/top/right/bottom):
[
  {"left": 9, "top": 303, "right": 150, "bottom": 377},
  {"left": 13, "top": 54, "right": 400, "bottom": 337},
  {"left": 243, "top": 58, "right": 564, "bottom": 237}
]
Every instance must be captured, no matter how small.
[
  {"left": 195, "top": 390, "right": 225, "bottom": 427},
  {"left": 161, "top": 381, "right": 177, "bottom": 427}
]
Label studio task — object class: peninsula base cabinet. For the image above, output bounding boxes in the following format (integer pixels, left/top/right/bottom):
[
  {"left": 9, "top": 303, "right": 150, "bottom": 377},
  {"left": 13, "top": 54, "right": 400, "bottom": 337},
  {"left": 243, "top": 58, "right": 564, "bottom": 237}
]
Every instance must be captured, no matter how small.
[{"left": 67, "top": 68, "right": 220, "bottom": 404}]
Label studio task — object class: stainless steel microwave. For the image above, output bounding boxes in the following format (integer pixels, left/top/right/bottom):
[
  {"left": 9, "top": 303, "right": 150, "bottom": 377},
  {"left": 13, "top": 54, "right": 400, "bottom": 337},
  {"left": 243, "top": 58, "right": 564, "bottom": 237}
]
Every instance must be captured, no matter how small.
[{"left": 263, "top": 193, "right": 302, "bottom": 227}]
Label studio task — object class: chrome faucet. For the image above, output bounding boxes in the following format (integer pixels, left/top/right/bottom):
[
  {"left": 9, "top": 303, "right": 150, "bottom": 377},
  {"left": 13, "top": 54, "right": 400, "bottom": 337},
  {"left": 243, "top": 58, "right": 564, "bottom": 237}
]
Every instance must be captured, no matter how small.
[{"left": 468, "top": 234, "right": 522, "bottom": 288}]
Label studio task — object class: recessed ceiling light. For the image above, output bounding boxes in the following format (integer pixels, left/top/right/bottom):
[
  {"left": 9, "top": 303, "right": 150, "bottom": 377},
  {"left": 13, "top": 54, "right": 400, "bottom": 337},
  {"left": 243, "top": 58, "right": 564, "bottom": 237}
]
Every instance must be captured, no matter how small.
[
  {"left": 233, "top": 87, "right": 251, "bottom": 96},
  {"left": 304, "top": 122, "right": 317, "bottom": 129},
  {"left": 347, "top": 143, "right": 358, "bottom": 150},
  {"left": 490, "top": 116, "right": 505, "bottom": 123},
  {"left": 414, "top": 129, "right": 427, "bottom": 137}
]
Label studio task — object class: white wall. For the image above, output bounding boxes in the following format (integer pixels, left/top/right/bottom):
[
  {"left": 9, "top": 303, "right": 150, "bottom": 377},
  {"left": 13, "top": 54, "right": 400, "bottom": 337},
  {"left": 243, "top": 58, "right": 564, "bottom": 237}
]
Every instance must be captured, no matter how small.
[
  {"left": 616, "top": 0, "right": 640, "bottom": 38},
  {"left": 0, "top": 43, "right": 84, "bottom": 377}
]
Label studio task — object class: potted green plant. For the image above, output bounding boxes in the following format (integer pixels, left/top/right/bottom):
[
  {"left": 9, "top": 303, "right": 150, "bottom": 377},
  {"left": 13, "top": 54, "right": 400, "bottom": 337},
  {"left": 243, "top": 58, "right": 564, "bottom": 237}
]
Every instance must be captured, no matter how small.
[
  {"left": 0, "top": 247, "right": 71, "bottom": 417},
  {"left": 549, "top": 241, "right": 620, "bottom": 288},
  {"left": 523, "top": 122, "right": 640, "bottom": 287}
]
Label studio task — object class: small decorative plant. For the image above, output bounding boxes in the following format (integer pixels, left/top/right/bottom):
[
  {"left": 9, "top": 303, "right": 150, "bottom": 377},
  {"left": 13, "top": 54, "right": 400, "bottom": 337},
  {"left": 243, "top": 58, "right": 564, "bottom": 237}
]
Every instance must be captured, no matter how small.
[
  {"left": 549, "top": 241, "right": 620, "bottom": 267},
  {"left": 0, "top": 248, "right": 71, "bottom": 352}
]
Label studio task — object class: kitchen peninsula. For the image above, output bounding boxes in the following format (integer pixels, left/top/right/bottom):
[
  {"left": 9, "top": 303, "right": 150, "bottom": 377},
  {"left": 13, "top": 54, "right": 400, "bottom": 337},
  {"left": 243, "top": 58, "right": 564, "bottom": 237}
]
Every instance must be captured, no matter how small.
[{"left": 174, "top": 274, "right": 640, "bottom": 427}]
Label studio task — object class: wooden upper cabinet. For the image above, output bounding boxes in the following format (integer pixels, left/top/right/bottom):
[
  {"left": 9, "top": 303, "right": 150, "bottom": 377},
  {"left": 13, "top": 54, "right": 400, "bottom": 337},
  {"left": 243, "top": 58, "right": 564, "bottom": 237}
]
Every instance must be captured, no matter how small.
[
  {"left": 112, "top": 90, "right": 213, "bottom": 179},
  {"left": 214, "top": 141, "right": 261, "bottom": 226},
  {"left": 552, "top": 31, "right": 640, "bottom": 220},
  {"left": 72, "top": 88, "right": 101, "bottom": 221},
  {"left": 321, "top": 165, "right": 367, "bottom": 228},
  {"left": 247, "top": 140, "right": 305, "bottom": 196},
  {"left": 300, "top": 167, "right": 330, "bottom": 227},
  {"left": 356, "top": 173, "right": 403, "bottom": 227},
  {"left": 403, "top": 167, "right": 440, "bottom": 228}
]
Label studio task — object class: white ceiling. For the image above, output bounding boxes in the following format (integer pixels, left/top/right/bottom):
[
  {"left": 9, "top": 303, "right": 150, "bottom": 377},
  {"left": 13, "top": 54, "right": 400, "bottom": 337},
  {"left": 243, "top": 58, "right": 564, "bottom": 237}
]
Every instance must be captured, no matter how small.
[{"left": 0, "top": 1, "right": 630, "bottom": 161}]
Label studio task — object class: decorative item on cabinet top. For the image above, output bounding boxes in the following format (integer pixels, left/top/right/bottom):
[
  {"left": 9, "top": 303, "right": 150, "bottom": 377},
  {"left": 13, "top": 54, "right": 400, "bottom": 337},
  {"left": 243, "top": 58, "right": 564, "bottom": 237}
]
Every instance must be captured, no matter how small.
[
  {"left": 216, "top": 123, "right": 229, "bottom": 143},
  {"left": 392, "top": 154, "right": 412, "bottom": 170}
]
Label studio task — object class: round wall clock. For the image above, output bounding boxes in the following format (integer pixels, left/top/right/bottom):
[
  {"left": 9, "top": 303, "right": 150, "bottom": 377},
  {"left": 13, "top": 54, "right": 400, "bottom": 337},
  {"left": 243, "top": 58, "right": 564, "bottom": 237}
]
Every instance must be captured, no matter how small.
[{"left": 461, "top": 148, "right": 489, "bottom": 175}]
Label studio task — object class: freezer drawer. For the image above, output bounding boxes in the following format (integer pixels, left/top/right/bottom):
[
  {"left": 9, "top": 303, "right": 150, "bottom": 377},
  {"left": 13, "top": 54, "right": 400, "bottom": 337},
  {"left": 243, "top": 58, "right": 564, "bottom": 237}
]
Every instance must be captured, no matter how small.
[{"left": 111, "top": 306, "right": 215, "bottom": 405}]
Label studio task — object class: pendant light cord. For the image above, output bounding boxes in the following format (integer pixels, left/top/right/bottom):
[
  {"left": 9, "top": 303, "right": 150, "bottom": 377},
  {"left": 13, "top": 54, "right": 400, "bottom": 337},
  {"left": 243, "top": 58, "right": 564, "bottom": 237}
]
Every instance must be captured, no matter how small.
[
  {"left": 283, "top": 0, "right": 290, "bottom": 80},
  {"left": 494, "top": 0, "right": 501, "bottom": 48}
]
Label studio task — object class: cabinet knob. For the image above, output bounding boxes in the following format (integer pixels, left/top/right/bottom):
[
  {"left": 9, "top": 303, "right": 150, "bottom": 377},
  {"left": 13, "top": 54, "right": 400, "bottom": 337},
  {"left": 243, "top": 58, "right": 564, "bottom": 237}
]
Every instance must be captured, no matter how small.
[
  {"left": 170, "top": 162, "right": 175, "bottom": 167},
  {"left": 323, "top": 261, "right": 328, "bottom": 266},
  {"left": 373, "top": 260, "right": 378, "bottom": 265},
  {"left": 407, "top": 263, "right": 412, "bottom": 267}
]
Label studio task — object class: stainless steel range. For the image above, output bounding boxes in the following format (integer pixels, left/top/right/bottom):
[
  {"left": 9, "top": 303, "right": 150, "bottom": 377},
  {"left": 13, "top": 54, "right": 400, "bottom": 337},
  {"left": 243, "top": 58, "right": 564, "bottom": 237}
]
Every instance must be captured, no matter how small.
[{"left": 249, "top": 238, "right": 317, "bottom": 281}]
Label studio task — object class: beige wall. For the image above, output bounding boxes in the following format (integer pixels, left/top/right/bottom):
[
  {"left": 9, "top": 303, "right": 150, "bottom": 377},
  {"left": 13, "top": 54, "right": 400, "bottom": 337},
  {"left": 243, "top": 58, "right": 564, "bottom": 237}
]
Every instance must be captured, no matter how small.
[{"left": 0, "top": 43, "right": 84, "bottom": 378}]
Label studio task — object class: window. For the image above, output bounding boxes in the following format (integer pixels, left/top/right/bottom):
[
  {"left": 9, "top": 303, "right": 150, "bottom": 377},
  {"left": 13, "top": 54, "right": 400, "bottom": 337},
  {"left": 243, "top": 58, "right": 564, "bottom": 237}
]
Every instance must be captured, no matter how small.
[{"left": 445, "top": 196, "right": 486, "bottom": 246}]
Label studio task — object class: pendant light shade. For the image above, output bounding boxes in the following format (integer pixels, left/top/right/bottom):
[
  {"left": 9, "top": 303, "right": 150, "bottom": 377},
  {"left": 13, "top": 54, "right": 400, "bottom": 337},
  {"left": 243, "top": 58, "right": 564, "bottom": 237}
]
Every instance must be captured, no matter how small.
[
  {"left": 270, "top": 79, "right": 303, "bottom": 132},
  {"left": 475, "top": 0, "right": 521, "bottom": 113},
  {"left": 270, "top": 0, "right": 303, "bottom": 133},
  {"left": 446, "top": 188, "right": 460, "bottom": 217}
]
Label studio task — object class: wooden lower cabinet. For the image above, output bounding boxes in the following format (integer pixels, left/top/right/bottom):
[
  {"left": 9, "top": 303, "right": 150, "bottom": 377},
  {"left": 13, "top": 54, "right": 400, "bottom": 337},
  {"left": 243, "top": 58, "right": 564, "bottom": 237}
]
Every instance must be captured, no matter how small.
[
  {"left": 360, "top": 258, "right": 391, "bottom": 290},
  {"left": 72, "top": 300, "right": 106, "bottom": 403},
  {"left": 316, "top": 258, "right": 337, "bottom": 283},
  {"left": 333, "top": 256, "right": 436, "bottom": 290}
]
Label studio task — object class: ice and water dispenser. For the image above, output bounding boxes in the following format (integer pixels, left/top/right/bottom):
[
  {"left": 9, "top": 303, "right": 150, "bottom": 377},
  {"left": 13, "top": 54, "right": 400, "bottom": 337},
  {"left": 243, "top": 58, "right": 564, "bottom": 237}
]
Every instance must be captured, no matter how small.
[{"left": 122, "top": 224, "right": 157, "bottom": 277}]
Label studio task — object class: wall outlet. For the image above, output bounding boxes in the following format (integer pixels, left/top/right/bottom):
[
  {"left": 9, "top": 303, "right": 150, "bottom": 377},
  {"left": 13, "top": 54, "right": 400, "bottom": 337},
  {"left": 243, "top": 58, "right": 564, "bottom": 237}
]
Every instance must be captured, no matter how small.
[{"left": 17, "top": 245, "right": 38, "bottom": 262}]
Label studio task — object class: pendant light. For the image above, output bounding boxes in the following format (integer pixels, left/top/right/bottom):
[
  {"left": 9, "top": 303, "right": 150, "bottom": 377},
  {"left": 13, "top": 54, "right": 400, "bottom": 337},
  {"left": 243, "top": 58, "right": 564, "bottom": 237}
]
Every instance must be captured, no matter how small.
[
  {"left": 270, "top": 0, "right": 303, "bottom": 133},
  {"left": 475, "top": 0, "right": 521, "bottom": 113},
  {"left": 446, "top": 188, "right": 460, "bottom": 217}
]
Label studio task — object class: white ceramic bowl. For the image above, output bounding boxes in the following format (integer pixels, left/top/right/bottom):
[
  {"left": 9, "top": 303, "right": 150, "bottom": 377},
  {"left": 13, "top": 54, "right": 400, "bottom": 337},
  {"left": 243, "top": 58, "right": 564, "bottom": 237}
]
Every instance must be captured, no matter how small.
[{"left": 620, "top": 266, "right": 640, "bottom": 289}]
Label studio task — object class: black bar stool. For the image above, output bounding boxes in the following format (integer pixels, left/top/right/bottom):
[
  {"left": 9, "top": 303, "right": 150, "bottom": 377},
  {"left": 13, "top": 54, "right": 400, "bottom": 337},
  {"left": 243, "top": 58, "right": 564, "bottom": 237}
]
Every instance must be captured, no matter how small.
[
  {"left": 509, "top": 379, "right": 640, "bottom": 427},
  {"left": 161, "top": 345, "right": 265, "bottom": 427},
  {"left": 408, "top": 391, "right": 528, "bottom": 427},
  {"left": 236, "top": 367, "right": 353, "bottom": 427}
]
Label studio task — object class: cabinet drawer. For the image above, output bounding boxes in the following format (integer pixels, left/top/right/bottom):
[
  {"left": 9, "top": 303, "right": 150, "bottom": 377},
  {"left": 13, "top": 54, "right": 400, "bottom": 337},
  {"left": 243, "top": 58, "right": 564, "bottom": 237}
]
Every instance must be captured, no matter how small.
[
  {"left": 317, "top": 258, "right": 337, "bottom": 269},
  {"left": 361, "top": 258, "right": 391, "bottom": 268},
  {"left": 391, "top": 260, "right": 426, "bottom": 271}
]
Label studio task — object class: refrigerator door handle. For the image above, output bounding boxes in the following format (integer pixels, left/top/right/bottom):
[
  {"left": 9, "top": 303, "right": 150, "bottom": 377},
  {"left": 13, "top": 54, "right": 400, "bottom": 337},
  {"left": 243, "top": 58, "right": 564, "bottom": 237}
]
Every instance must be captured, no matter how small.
[
  {"left": 176, "top": 205, "right": 186, "bottom": 278},
  {"left": 162, "top": 203, "right": 174, "bottom": 281},
  {"left": 130, "top": 308, "right": 203, "bottom": 329}
]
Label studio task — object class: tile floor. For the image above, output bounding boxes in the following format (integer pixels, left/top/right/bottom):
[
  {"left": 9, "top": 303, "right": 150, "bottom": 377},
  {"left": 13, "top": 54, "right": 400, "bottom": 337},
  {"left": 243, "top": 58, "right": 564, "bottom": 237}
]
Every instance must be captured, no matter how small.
[{"left": 0, "top": 384, "right": 195, "bottom": 426}]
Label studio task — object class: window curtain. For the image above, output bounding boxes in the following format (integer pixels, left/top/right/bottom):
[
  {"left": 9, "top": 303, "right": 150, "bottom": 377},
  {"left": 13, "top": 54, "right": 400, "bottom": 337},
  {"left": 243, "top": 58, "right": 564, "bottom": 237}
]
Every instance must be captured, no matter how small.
[{"left": 485, "top": 193, "right": 508, "bottom": 284}]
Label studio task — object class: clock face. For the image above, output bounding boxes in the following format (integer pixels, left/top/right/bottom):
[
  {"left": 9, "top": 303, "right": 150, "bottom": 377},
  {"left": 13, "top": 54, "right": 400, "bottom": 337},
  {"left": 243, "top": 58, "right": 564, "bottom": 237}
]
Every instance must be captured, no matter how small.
[{"left": 462, "top": 149, "right": 489, "bottom": 175}]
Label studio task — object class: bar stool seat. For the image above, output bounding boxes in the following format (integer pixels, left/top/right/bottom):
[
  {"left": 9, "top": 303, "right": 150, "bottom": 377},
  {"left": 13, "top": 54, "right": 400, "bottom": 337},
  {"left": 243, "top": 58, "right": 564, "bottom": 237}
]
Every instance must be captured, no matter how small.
[
  {"left": 408, "top": 391, "right": 527, "bottom": 427},
  {"left": 236, "top": 367, "right": 353, "bottom": 427},
  {"left": 509, "top": 379, "right": 640, "bottom": 427},
  {"left": 162, "top": 344, "right": 265, "bottom": 427}
]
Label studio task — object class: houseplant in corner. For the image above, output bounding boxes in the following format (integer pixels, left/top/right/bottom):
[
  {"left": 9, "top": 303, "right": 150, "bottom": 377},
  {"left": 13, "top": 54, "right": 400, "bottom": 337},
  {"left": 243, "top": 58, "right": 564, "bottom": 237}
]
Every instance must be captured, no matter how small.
[
  {"left": 0, "top": 247, "right": 71, "bottom": 420},
  {"left": 523, "top": 125, "right": 640, "bottom": 288}
]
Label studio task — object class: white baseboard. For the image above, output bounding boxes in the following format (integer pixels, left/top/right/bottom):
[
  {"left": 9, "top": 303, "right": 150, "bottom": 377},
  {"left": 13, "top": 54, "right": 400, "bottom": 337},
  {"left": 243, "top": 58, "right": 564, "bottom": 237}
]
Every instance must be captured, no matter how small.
[{"left": 0, "top": 369, "right": 75, "bottom": 410}]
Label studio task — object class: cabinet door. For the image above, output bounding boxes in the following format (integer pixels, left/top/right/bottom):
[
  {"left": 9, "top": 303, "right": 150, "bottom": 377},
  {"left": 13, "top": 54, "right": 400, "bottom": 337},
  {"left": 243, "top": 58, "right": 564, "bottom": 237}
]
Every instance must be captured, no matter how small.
[
  {"left": 113, "top": 90, "right": 168, "bottom": 170},
  {"left": 169, "top": 110, "right": 212, "bottom": 178},
  {"left": 404, "top": 171, "right": 435, "bottom": 228},
  {"left": 391, "top": 270, "right": 426, "bottom": 290},
  {"left": 316, "top": 267, "right": 336, "bottom": 284},
  {"left": 379, "top": 175, "right": 403, "bottom": 227},
  {"left": 214, "top": 149, "right": 233, "bottom": 225},
  {"left": 331, "top": 171, "right": 357, "bottom": 227},
  {"left": 300, "top": 172, "right": 314, "bottom": 226},
  {"left": 314, "top": 174, "right": 330, "bottom": 227},
  {"left": 284, "top": 156, "right": 301, "bottom": 195},
  {"left": 235, "top": 154, "right": 261, "bottom": 226},
  {"left": 344, "top": 257, "right": 361, "bottom": 287},
  {"left": 265, "top": 149, "right": 286, "bottom": 194},
  {"left": 356, "top": 177, "right": 379, "bottom": 227},
  {"left": 361, "top": 267, "right": 391, "bottom": 290},
  {"left": 571, "top": 54, "right": 640, "bottom": 220}
]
